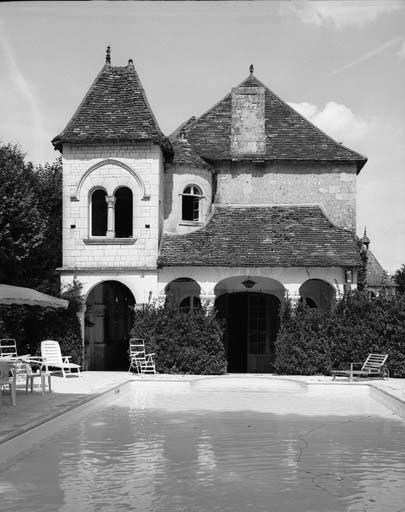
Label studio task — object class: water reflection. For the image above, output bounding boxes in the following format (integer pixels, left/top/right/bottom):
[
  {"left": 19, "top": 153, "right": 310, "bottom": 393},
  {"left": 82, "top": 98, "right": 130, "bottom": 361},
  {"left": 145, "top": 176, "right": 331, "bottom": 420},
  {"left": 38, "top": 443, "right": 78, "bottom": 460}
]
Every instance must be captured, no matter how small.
[{"left": 0, "top": 389, "right": 404, "bottom": 512}]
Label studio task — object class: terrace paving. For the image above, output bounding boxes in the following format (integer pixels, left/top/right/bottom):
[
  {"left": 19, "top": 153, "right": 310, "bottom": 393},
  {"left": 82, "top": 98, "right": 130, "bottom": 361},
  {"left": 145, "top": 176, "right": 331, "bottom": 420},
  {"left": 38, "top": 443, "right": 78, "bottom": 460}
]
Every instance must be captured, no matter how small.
[{"left": 0, "top": 372, "right": 404, "bottom": 446}]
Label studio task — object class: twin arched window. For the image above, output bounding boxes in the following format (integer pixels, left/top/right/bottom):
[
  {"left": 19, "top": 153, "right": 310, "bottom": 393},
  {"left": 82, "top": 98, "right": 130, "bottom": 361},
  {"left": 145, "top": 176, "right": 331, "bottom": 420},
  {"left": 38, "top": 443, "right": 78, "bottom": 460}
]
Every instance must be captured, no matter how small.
[
  {"left": 91, "top": 186, "right": 133, "bottom": 238},
  {"left": 182, "top": 185, "right": 202, "bottom": 222}
]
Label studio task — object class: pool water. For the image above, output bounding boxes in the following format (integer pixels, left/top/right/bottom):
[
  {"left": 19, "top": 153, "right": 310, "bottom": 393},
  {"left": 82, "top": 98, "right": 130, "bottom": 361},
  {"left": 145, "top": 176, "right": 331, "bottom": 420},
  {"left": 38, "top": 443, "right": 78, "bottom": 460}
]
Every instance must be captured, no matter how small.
[{"left": 1, "top": 383, "right": 404, "bottom": 512}]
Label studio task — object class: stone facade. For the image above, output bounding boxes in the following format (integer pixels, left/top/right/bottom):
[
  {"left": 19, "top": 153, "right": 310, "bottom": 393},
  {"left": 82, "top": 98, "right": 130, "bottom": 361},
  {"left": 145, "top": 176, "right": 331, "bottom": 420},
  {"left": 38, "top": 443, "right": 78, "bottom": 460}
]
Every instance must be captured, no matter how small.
[
  {"left": 62, "top": 142, "right": 163, "bottom": 270},
  {"left": 214, "top": 160, "right": 357, "bottom": 232}
]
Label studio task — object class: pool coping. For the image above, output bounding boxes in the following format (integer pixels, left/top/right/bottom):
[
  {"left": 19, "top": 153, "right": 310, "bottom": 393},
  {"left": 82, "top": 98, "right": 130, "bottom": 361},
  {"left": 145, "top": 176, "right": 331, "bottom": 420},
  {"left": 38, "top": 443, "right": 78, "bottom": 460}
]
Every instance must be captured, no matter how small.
[
  {"left": 0, "top": 379, "right": 133, "bottom": 463},
  {"left": 1, "top": 375, "right": 404, "bottom": 463}
]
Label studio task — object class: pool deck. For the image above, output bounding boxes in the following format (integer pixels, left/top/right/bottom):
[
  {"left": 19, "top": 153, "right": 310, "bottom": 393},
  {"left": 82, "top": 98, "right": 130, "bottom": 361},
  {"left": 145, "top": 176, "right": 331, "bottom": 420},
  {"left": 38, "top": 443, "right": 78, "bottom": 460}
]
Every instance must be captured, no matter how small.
[{"left": 0, "top": 372, "right": 404, "bottom": 446}]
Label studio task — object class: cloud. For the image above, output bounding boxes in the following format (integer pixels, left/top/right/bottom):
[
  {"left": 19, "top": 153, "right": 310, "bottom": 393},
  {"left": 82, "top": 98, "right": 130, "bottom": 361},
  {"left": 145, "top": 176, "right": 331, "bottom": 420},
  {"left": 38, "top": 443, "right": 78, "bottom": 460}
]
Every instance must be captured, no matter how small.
[
  {"left": 289, "top": 101, "right": 369, "bottom": 144},
  {"left": 0, "top": 22, "right": 46, "bottom": 161},
  {"left": 398, "top": 40, "right": 405, "bottom": 58},
  {"left": 281, "top": 1, "right": 404, "bottom": 28},
  {"left": 330, "top": 35, "right": 404, "bottom": 75}
]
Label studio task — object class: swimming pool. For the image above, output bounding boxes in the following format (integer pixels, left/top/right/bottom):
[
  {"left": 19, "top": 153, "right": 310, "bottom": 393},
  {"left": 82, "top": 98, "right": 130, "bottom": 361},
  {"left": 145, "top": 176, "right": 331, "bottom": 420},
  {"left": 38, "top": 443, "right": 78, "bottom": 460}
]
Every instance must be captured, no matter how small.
[{"left": 1, "top": 380, "right": 404, "bottom": 512}]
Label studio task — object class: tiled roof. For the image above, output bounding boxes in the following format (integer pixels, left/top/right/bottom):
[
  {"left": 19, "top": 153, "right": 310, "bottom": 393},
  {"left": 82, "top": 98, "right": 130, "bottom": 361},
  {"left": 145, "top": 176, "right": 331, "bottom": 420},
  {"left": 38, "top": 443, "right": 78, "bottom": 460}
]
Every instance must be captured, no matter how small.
[
  {"left": 365, "top": 250, "right": 396, "bottom": 287},
  {"left": 52, "top": 62, "right": 168, "bottom": 152},
  {"left": 183, "top": 74, "right": 367, "bottom": 172},
  {"left": 170, "top": 138, "right": 213, "bottom": 171},
  {"left": 158, "top": 205, "right": 362, "bottom": 267}
]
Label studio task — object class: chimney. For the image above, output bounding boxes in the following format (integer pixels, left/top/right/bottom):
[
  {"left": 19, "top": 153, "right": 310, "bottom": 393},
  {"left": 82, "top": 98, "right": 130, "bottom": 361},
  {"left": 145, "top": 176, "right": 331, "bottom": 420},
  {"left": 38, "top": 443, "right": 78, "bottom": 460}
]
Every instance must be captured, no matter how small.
[{"left": 230, "top": 65, "right": 265, "bottom": 157}]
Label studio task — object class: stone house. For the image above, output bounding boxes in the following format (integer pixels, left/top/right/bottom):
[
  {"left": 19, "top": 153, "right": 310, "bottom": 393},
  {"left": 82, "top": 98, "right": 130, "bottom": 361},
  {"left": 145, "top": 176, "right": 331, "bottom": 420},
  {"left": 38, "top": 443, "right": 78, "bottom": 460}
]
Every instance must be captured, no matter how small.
[{"left": 53, "top": 50, "right": 366, "bottom": 371}]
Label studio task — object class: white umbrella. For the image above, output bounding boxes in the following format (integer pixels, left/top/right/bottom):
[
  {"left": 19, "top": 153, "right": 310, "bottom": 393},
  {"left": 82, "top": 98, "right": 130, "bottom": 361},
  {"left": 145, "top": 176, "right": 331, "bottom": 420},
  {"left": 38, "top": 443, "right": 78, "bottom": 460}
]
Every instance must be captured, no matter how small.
[{"left": 0, "top": 285, "right": 69, "bottom": 309}]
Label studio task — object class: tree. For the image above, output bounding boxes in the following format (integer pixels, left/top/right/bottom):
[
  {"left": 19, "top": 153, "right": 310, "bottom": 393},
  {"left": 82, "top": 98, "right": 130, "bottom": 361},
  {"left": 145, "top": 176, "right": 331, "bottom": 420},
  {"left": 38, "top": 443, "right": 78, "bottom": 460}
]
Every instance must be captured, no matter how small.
[
  {"left": 0, "top": 143, "right": 45, "bottom": 283},
  {"left": 27, "top": 158, "right": 62, "bottom": 293},
  {"left": 394, "top": 264, "right": 405, "bottom": 294}
]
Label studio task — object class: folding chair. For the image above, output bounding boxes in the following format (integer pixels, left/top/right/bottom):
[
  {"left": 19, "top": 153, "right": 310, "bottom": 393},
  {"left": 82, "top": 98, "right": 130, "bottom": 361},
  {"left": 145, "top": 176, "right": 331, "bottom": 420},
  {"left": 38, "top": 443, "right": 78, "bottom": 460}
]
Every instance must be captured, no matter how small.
[{"left": 128, "top": 338, "right": 156, "bottom": 374}]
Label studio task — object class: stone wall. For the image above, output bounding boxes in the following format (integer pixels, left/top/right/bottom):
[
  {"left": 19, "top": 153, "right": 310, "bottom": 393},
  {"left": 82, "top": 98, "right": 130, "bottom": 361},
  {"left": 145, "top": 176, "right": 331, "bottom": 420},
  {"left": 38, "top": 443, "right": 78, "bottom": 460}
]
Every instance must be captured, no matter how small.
[
  {"left": 214, "top": 160, "right": 357, "bottom": 232},
  {"left": 62, "top": 142, "right": 162, "bottom": 269},
  {"left": 230, "top": 86, "right": 266, "bottom": 156}
]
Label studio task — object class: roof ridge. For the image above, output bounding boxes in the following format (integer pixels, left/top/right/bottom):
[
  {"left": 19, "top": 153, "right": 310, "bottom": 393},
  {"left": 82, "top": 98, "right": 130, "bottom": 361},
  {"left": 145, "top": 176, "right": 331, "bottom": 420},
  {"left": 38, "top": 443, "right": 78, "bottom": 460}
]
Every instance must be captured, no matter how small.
[{"left": 130, "top": 63, "right": 164, "bottom": 138}]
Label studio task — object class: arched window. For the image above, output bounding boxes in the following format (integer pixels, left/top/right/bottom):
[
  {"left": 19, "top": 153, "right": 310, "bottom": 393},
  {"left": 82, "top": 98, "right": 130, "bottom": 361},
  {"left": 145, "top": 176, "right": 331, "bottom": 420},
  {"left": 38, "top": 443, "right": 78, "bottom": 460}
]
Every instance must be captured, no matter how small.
[
  {"left": 180, "top": 296, "right": 201, "bottom": 313},
  {"left": 182, "top": 185, "right": 202, "bottom": 222},
  {"left": 115, "top": 187, "right": 133, "bottom": 238},
  {"left": 91, "top": 189, "right": 108, "bottom": 236}
]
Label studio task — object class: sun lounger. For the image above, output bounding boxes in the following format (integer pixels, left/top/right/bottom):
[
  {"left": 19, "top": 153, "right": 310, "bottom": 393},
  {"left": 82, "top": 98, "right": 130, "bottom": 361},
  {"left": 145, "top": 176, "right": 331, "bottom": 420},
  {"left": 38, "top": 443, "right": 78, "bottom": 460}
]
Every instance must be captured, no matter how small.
[
  {"left": 41, "top": 340, "right": 81, "bottom": 378},
  {"left": 332, "top": 354, "right": 389, "bottom": 381}
]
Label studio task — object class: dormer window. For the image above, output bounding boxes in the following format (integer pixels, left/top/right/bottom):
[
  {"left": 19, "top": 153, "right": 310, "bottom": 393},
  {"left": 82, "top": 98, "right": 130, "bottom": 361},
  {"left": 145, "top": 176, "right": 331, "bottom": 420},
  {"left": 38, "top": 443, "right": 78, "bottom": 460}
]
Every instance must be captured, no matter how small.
[{"left": 182, "top": 185, "right": 202, "bottom": 222}]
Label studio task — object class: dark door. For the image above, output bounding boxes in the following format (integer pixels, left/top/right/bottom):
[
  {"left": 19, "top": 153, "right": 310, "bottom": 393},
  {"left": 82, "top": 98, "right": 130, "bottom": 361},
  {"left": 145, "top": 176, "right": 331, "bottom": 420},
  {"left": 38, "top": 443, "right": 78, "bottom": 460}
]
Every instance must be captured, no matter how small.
[{"left": 216, "top": 293, "right": 280, "bottom": 373}]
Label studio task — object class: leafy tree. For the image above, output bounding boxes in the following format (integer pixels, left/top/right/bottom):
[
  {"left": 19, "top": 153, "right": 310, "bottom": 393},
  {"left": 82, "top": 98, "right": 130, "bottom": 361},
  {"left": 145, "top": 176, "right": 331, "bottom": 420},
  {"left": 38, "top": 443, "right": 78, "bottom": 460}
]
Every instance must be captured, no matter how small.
[
  {"left": 0, "top": 143, "right": 45, "bottom": 283},
  {"left": 27, "top": 158, "right": 62, "bottom": 293},
  {"left": 394, "top": 264, "right": 405, "bottom": 294}
]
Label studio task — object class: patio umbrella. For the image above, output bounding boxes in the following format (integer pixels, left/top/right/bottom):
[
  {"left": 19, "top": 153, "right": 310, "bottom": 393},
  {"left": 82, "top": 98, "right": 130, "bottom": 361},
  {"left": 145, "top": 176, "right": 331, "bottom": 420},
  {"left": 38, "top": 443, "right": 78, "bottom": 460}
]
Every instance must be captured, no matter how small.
[{"left": 0, "top": 285, "right": 69, "bottom": 309}]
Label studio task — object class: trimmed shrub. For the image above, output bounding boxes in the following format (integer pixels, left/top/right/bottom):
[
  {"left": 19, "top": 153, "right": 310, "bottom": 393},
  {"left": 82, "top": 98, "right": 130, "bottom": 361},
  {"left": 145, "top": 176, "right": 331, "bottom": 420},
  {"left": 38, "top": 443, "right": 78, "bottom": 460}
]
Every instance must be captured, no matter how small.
[
  {"left": 131, "top": 300, "right": 226, "bottom": 374},
  {"left": 275, "top": 291, "right": 405, "bottom": 377},
  {"left": 274, "top": 300, "right": 333, "bottom": 375}
]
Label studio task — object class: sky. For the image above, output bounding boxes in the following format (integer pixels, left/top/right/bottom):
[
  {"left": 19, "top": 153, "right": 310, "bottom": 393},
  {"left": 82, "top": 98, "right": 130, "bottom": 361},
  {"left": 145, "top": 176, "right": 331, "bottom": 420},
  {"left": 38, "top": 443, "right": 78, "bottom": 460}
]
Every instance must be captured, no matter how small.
[{"left": 0, "top": 1, "right": 404, "bottom": 274}]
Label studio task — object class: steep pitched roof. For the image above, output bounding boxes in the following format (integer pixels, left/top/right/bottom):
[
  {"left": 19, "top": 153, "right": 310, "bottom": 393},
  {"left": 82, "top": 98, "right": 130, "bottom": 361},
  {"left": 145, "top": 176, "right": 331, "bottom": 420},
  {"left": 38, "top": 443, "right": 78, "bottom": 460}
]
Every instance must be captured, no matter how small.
[
  {"left": 365, "top": 250, "right": 396, "bottom": 288},
  {"left": 52, "top": 61, "right": 167, "bottom": 151},
  {"left": 158, "top": 205, "right": 362, "bottom": 267},
  {"left": 183, "top": 73, "right": 367, "bottom": 172},
  {"left": 170, "top": 137, "right": 213, "bottom": 171}
]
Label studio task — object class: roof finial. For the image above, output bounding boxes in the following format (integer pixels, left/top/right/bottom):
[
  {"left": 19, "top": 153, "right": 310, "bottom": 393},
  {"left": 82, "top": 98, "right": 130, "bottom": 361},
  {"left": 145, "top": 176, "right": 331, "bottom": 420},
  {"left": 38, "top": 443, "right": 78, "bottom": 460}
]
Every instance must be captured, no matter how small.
[
  {"left": 106, "top": 46, "right": 111, "bottom": 66},
  {"left": 361, "top": 226, "right": 370, "bottom": 250},
  {"left": 249, "top": 64, "right": 254, "bottom": 75}
]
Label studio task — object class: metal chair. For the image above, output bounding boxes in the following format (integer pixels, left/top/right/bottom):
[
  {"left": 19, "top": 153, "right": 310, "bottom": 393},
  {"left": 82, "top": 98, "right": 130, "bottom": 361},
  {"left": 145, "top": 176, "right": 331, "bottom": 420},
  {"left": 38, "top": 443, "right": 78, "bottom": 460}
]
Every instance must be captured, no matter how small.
[{"left": 128, "top": 338, "right": 156, "bottom": 374}]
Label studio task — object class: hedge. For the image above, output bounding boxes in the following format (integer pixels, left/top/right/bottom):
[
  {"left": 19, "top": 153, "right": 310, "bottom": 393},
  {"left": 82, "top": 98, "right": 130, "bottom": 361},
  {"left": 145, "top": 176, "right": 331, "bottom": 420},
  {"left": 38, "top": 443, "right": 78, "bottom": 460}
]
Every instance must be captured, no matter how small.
[
  {"left": 275, "top": 291, "right": 405, "bottom": 377},
  {"left": 131, "top": 300, "right": 226, "bottom": 375}
]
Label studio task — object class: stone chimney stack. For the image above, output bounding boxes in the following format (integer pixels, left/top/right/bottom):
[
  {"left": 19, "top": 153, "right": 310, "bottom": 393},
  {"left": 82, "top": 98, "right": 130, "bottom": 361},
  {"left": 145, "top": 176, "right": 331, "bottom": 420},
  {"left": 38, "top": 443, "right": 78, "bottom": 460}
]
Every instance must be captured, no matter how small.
[{"left": 230, "top": 65, "right": 265, "bottom": 157}]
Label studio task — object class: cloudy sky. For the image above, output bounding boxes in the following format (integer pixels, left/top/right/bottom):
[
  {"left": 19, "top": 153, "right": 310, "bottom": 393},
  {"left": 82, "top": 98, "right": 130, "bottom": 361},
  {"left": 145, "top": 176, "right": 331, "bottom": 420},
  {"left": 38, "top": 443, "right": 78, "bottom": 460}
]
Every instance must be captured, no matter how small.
[{"left": 0, "top": 1, "right": 404, "bottom": 274}]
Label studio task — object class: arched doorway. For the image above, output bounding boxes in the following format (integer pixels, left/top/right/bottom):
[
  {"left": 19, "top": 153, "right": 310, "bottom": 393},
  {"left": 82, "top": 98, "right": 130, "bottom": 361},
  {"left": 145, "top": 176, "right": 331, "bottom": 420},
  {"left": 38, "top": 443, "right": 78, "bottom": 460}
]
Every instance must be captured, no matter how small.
[
  {"left": 165, "top": 278, "right": 201, "bottom": 309},
  {"left": 215, "top": 293, "right": 280, "bottom": 373},
  {"left": 299, "top": 279, "right": 336, "bottom": 312},
  {"left": 85, "top": 281, "right": 135, "bottom": 370}
]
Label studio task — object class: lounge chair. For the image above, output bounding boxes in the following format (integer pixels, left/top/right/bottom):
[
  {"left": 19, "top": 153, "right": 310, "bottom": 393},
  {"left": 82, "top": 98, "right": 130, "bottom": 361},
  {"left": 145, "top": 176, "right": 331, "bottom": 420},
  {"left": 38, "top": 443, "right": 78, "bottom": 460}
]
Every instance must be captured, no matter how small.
[
  {"left": 128, "top": 338, "right": 156, "bottom": 374},
  {"left": 40, "top": 340, "right": 81, "bottom": 378},
  {"left": 332, "top": 354, "right": 389, "bottom": 381}
]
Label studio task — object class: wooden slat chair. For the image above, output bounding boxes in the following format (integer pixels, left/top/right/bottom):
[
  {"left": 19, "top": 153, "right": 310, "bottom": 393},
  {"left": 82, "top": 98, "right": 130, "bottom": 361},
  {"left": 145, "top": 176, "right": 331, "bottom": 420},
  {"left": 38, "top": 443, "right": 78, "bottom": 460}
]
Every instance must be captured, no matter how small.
[
  {"left": 41, "top": 340, "right": 81, "bottom": 378},
  {"left": 332, "top": 354, "right": 389, "bottom": 381},
  {"left": 128, "top": 338, "right": 156, "bottom": 374}
]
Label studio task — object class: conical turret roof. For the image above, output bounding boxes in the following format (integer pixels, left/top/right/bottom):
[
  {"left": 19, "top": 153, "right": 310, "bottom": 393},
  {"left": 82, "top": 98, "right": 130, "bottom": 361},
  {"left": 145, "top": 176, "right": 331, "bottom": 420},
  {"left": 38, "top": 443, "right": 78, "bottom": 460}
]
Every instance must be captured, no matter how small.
[{"left": 52, "top": 57, "right": 167, "bottom": 152}]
